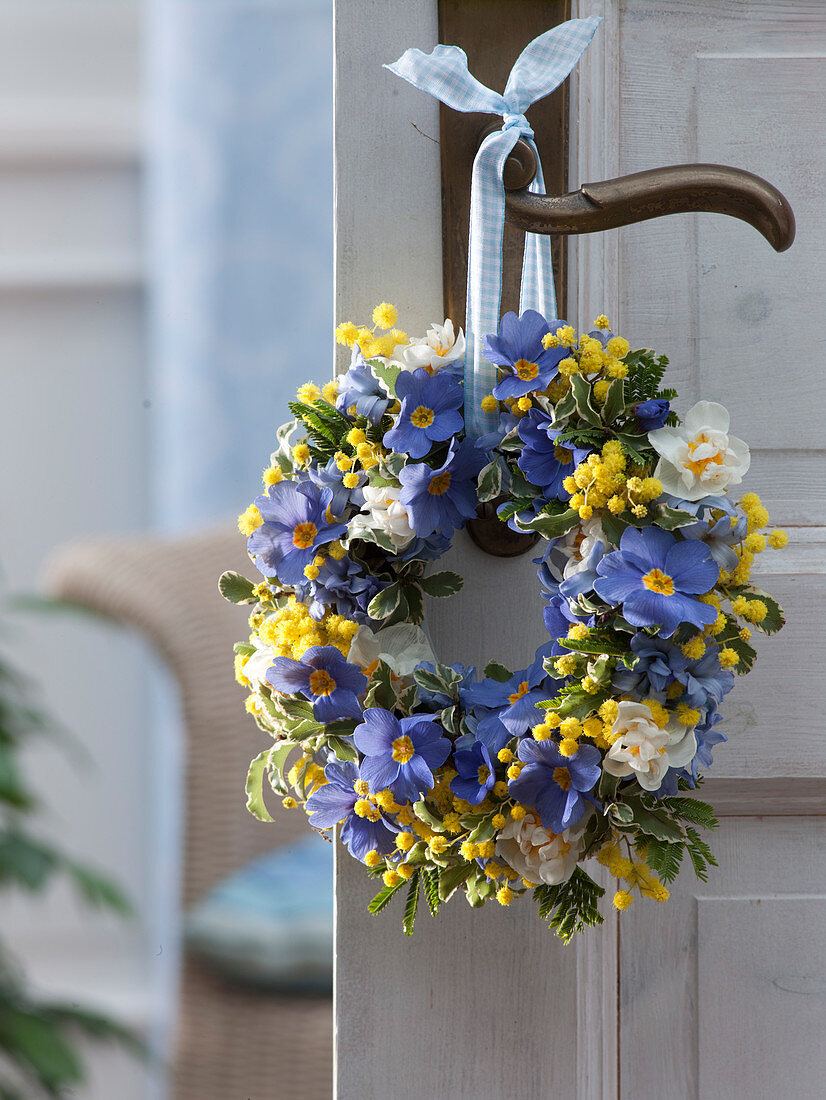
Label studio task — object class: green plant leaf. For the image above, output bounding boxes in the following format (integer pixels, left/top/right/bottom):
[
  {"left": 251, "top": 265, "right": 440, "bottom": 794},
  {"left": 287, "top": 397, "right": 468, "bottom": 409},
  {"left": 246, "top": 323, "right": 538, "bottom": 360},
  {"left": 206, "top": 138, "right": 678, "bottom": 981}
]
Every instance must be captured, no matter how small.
[
  {"left": 514, "top": 507, "right": 579, "bottom": 540},
  {"left": 438, "top": 862, "right": 473, "bottom": 902},
  {"left": 570, "top": 374, "right": 601, "bottom": 427},
  {"left": 483, "top": 660, "right": 513, "bottom": 682},
  {"left": 551, "top": 389, "right": 576, "bottom": 424},
  {"left": 403, "top": 584, "right": 424, "bottom": 625},
  {"left": 0, "top": 1006, "right": 84, "bottom": 1091},
  {"left": 368, "top": 878, "right": 404, "bottom": 915},
  {"left": 0, "top": 833, "right": 56, "bottom": 892},
  {"left": 402, "top": 871, "right": 420, "bottom": 935},
  {"left": 727, "top": 585, "right": 785, "bottom": 635},
  {"left": 625, "top": 798, "right": 686, "bottom": 843},
  {"left": 614, "top": 431, "right": 653, "bottom": 468},
  {"left": 422, "top": 867, "right": 441, "bottom": 916},
  {"left": 643, "top": 837, "right": 685, "bottom": 884},
  {"left": 601, "top": 378, "right": 626, "bottom": 424},
  {"left": 348, "top": 526, "right": 398, "bottom": 554},
  {"left": 418, "top": 571, "right": 464, "bottom": 598},
  {"left": 363, "top": 659, "right": 398, "bottom": 710},
  {"left": 325, "top": 735, "right": 359, "bottom": 763},
  {"left": 64, "top": 862, "right": 132, "bottom": 916},
  {"left": 559, "top": 631, "right": 629, "bottom": 657},
  {"left": 245, "top": 749, "right": 275, "bottom": 822},
  {"left": 533, "top": 867, "right": 605, "bottom": 943},
  {"left": 653, "top": 505, "right": 698, "bottom": 531},
  {"left": 218, "top": 570, "right": 257, "bottom": 604},
  {"left": 367, "top": 358, "right": 401, "bottom": 396},
  {"left": 477, "top": 456, "right": 503, "bottom": 502},
  {"left": 367, "top": 582, "right": 403, "bottom": 621}
]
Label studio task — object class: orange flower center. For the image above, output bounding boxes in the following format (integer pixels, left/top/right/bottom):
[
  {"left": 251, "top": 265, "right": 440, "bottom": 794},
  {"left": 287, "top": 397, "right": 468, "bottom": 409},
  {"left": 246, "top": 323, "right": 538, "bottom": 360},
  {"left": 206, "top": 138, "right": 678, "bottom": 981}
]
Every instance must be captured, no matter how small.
[
  {"left": 554, "top": 445, "right": 573, "bottom": 464},
  {"left": 392, "top": 735, "right": 415, "bottom": 764},
  {"left": 553, "top": 766, "right": 571, "bottom": 791},
  {"left": 293, "top": 521, "right": 318, "bottom": 549},
  {"left": 411, "top": 405, "right": 435, "bottom": 429},
  {"left": 642, "top": 568, "right": 675, "bottom": 596},
  {"left": 428, "top": 471, "right": 452, "bottom": 496},
  {"left": 508, "top": 681, "right": 530, "bottom": 705},
  {"left": 514, "top": 358, "right": 540, "bottom": 381},
  {"left": 309, "top": 669, "right": 336, "bottom": 696},
  {"left": 685, "top": 435, "right": 726, "bottom": 476}
]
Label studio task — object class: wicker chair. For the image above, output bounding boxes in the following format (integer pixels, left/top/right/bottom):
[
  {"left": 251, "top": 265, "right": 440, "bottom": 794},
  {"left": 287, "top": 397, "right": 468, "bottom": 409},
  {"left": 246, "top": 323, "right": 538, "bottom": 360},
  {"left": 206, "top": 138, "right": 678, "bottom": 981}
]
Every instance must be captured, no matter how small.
[{"left": 44, "top": 526, "right": 333, "bottom": 1100}]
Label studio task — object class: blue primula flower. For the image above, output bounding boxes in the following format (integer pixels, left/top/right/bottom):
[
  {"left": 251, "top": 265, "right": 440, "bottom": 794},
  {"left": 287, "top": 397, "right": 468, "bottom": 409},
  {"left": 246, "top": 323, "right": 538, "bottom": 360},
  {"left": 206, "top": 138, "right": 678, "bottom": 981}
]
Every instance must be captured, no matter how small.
[
  {"left": 483, "top": 310, "right": 566, "bottom": 400},
  {"left": 542, "top": 593, "right": 595, "bottom": 657},
  {"left": 612, "top": 633, "right": 682, "bottom": 696},
  {"left": 467, "top": 708, "right": 512, "bottom": 756},
  {"left": 353, "top": 709, "right": 451, "bottom": 802},
  {"left": 594, "top": 526, "right": 719, "bottom": 637},
  {"left": 613, "top": 634, "right": 734, "bottom": 711},
  {"left": 508, "top": 739, "right": 601, "bottom": 832},
  {"left": 305, "top": 759, "right": 397, "bottom": 862},
  {"left": 297, "top": 553, "right": 381, "bottom": 623},
  {"left": 634, "top": 399, "right": 671, "bottom": 431},
  {"left": 517, "top": 408, "right": 591, "bottom": 499},
  {"left": 675, "top": 645, "right": 735, "bottom": 710},
  {"left": 305, "top": 457, "right": 365, "bottom": 516},
  {"left": 336, "top": 349, "right": 391, "bottom": 424},
  {"left": 398, "top": 438, "right": 485, "bottom": 537},
  {"left": 463, "top": 657, "right": 558, "bottom": 737},
  {"left": 267, "top": 645, "right": 366, "bottom": 723},
  {"left": 383, "top": 368, "right": 464, "bottom": 459},
  {"left": 684, "top": 709, "right": 727, "bottom": 781},
  {"left": 248, "top": 480, "right": 347, "bottom": 584},
  {"left": 450, "top": 740, "right": 496, "bottom": 805},
  {"left": 682, "top": 513, "right": 748, "bottom": 572}
]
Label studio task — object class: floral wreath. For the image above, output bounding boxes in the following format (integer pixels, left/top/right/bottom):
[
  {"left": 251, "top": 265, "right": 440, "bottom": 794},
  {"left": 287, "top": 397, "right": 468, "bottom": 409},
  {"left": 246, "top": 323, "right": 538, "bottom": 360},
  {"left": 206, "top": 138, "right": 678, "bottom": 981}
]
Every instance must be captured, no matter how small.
[{"left": 222, "top": 302, "right": 786, "bottom": 940}]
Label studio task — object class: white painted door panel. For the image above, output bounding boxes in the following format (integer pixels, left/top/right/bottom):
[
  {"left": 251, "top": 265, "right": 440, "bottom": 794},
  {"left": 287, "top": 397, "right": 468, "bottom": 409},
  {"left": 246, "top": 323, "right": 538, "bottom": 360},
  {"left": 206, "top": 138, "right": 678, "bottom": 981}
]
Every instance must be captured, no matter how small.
[{"left": 573, "top": 2, "right": 826, "bottom": 1096}]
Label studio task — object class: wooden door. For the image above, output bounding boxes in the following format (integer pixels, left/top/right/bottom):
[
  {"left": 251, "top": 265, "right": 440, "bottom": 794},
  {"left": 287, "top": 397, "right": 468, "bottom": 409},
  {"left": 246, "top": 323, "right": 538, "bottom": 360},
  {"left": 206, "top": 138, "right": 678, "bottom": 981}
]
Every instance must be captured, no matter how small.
[
  {"left": 575, "top": 1, "right": 826, "bottom": 1096},
  {"left": 334, "top": 1, "right": 826, "bottom": 1096}
]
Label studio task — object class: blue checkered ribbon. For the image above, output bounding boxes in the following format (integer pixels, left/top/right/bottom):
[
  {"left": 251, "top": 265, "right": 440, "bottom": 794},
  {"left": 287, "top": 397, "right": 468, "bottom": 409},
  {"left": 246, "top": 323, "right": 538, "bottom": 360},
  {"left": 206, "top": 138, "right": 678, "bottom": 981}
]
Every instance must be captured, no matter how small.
[{"left": 386, "top": 17, "right": 601, "bottom": 436}]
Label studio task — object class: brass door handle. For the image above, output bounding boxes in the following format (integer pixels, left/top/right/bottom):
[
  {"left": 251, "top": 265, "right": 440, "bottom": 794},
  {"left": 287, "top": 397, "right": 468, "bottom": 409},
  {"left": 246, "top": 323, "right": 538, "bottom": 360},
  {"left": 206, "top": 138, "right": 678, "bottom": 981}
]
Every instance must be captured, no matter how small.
[{"left": 500, "top": 138, "right": 795, "bottom": 251}]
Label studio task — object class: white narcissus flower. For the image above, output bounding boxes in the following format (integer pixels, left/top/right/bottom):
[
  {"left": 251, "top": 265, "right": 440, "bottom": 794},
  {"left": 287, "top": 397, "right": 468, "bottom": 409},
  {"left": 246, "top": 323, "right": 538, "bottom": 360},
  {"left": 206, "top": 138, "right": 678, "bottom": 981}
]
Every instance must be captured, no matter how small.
[
  {"left": 604, "top": 701, "right": 697, "bottom": 792},
  {"left": 347, "top": 485, "right": 414, "bottom": 550},
  {"left": 648, "top": 400, "right": 750, "bottom": 501},
  {"left": 395, "top": 319, "right": 465, "bottom": 373},
  {"left": 241, "top": 641, "right": 277, "bottom": 688},
  {"left": 496, "top": 808, "right": 591, "bottom": 886},
  {"left": 347, "top": 623, "right": 436, "bottom": 679}
]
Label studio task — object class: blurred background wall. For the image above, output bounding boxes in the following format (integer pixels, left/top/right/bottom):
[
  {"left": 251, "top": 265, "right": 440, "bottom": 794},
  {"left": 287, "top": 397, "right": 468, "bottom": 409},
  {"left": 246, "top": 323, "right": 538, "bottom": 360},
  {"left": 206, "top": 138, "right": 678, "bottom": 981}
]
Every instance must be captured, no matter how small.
[{"left": 0, "top": 1, "right": 332, "bottom": 1095}]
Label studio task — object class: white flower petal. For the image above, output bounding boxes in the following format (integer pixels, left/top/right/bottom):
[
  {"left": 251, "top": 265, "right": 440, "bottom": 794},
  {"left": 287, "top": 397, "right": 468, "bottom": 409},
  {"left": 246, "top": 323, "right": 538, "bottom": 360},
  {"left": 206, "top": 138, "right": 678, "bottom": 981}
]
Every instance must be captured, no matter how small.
[{"left": 684, "top": 400, "right": 730, "bottom": 435}]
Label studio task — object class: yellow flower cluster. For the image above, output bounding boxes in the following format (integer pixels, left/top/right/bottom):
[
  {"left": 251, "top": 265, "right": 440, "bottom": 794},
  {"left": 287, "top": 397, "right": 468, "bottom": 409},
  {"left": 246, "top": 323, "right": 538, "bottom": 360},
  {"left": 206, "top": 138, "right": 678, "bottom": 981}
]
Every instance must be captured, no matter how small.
[
  {"left": 237, "top": 503, "right": 263, "bottom": 536},
  {"left": 561, "top": 440, "right": 661, "bottom": 520},
  {"left": 716, "top": 493, "right": 787, "bottom": 589},
  {"left": 598, "top": 842, "right": 669, "bottom": 906},
  {"left": 540, "top": 320, "right": 630, "bottom": 381},
  {"left": 335, "top": 302, "right": 409, "bottom": 360},
  {"left": 256, "top": 596, "right": 358, "bottom": 660}
]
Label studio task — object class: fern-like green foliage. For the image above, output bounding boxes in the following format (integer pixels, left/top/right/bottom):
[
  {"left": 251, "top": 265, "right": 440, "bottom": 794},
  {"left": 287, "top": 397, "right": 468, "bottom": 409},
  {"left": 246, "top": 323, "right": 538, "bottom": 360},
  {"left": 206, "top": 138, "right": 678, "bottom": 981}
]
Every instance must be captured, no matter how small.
[
  {"left": 0, "top": 592, "right": 142, "bottom": 1096},
  {"left": 287, "top": 398, "right": 352, "bottom": 460},
  {"left": 422, "top": 867, "right": 441, "bottom": 917},
  {"left": 402, "top": 872, "right": 420, "bottom": 935},
  {"left": 624, "top": 349, "right": 679, "bottom": 423},
  {"left": 534, "top": 868, "right": 605, "bottom": 944}
]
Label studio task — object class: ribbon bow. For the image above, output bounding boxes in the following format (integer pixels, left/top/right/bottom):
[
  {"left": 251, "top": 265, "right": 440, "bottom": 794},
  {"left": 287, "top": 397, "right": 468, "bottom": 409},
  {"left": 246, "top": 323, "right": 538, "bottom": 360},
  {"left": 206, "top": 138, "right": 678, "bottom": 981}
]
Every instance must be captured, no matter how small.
[{"left": 386, "top": 17, "right": 601, "bottom": 436}]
